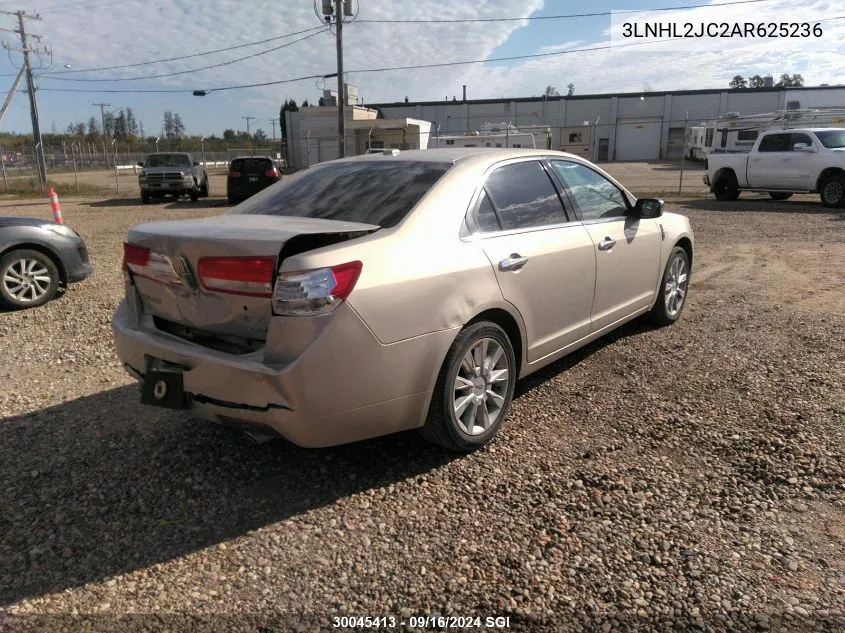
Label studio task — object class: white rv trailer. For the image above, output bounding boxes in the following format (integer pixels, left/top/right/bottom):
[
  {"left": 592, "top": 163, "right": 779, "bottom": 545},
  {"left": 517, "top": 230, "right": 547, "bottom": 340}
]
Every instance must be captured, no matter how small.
[
  {"left": 429, "top": 130, "right": 537, "bottom": 149},
  {"left": 686, "top": 107, "right": 845, "bottom": 159}
]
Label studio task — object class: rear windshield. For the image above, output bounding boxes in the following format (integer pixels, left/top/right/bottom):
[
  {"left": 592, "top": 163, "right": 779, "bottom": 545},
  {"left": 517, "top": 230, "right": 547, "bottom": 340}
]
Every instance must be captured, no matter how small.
[
  {"left": 145, "top": 154, "right": 191, "bottom": 167},
  {"left": 231, "top": 157, "right": 273, "bottom": 172},
  {"left": 228, "top": 160, "right": 452, "bottom": 228},
  {"left": 814, "top": 130, "right": 845, "bottom": 149}
]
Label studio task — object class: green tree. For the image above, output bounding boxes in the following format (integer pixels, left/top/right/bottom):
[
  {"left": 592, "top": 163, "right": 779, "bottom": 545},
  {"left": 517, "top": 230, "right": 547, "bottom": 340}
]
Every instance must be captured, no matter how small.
[
  {"left": 748, "top": 75, "right": 764, "bottom": 88},
  {"left": 729, "top": 75, "right": 747, "bottom": 89},
  {"left": 543, "top": 85, "right": 559, "bottom": 97}
]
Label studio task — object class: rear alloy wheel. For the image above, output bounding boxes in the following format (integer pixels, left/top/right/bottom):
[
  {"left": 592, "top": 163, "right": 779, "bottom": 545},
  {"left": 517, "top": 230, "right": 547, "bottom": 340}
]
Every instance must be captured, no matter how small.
[
  {"left": 713, "top": 173, "right": 739, "bottom": 201},
  {"left": 0, "top": 249, "right": 60, "bottom": 309},
  {"left": 820, "top": 174, "right": 845, "bottom": 208},
  {"left": 649, "top": 246, "right": 690, "bottom": 326},
  {"left": 769, "top": 192, "right": 793, "bottom": 201},
  {"left": 420, "top": 322, "right": 516, "bottom": 452}
]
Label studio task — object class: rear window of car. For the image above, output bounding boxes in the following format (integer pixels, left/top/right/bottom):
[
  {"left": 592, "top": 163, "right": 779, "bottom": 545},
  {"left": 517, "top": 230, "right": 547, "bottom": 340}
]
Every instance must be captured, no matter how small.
[
  {"left": 231, "top": 158, "right": 273, "bottom": 173},
  {"left": 228, "top": 160, "right": 452, "bottom": 228}
]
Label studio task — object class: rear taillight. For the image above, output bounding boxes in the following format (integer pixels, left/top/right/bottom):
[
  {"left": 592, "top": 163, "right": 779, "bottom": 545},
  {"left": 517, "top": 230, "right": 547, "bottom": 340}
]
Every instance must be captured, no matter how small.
[
  {"left": 272, "top": 261, "right": 362, "bottom": 316},
  {"left": 122, "top": 242, "right": 181, "bottom": 286},
  {"left": 197, "top": 256, "right": 275, "bottom": 297},
  {"left": 228, "top": 170, "right": 241, "bottom": 178},
  {"left": 265, "top": 168, "right": 279, "bottom": 178}
]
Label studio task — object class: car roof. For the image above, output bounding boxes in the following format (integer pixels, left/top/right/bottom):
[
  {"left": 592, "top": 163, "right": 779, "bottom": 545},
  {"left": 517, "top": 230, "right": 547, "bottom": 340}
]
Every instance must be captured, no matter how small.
[
  {"left": 764, "top": 127, "right": 845, "bottom": 133},
  {"left": 230, "top": 155, "right": 274, "bottom": 160},
  {"left": 336, "top": 147, "right": 589, "bottom": 167}
]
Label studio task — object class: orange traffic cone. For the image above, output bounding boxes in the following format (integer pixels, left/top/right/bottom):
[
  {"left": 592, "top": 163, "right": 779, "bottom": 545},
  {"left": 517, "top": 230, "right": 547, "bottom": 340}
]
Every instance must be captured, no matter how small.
[{"left": 48, "top": 187, "right": 64, "bottom": 224}]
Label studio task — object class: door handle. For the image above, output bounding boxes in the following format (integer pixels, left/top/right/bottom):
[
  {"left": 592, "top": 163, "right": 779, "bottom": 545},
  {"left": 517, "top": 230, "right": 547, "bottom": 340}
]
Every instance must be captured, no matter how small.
[
  {"left": 597, "top": 237, "right": 616, "bottom": 251},
  {"left": 499, "top": 254, "right": 528, "bottom": 272}
]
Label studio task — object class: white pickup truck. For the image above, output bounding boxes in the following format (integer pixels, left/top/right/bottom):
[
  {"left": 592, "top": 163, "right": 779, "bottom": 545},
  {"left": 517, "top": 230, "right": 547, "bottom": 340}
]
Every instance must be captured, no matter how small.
[{"left": 704, "top": 128, "right": 845, "bottom": 207}]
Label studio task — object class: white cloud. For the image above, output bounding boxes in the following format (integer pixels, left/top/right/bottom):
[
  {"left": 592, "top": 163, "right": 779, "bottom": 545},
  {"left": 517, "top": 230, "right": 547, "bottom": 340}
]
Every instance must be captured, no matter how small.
[{"left": 7, "top": 0, "right": 844, "bottom": 134}]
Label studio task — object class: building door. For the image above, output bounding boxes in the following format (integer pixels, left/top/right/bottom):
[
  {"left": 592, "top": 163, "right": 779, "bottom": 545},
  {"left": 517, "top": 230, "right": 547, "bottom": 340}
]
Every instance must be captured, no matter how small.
[
  {"left": 597, "top": 138, "right": 609, "bottom": 161},
  {"left": 666, "top": 127, "right": 686, "bottom": 159},
  {"left": 615, "top": 118, "right": 662, "bottom": 161}
]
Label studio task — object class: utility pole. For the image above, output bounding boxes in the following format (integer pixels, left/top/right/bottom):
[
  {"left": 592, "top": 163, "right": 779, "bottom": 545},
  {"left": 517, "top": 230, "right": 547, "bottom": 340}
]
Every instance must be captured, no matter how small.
[
  {"left": 242, "top": 116, "right": 255, "bottom": 137},
  {"left": 2, "top": 10, "right": 47, "bottom": 188},
  {"left": 93, "top": 102, "right": 111, "bottom": 165},
  {"left": 269, "top": 118, "right": 279, "bottom": 160},
  {"left": 322, "top": 0, "right": 352, "bottom": 158}
]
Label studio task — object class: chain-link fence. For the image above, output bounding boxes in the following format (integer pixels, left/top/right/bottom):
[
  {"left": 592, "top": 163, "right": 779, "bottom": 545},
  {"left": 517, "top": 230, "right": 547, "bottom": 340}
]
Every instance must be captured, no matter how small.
[{"left": 0, "top": 143, "right": 284, "bottom": 178}]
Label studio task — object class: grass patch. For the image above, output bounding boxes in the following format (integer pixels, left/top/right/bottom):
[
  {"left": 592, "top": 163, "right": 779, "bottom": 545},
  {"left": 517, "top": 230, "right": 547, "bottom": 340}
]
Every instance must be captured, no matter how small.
[{"left": 0, "top": 178, "right": 111, "bottom": 199}]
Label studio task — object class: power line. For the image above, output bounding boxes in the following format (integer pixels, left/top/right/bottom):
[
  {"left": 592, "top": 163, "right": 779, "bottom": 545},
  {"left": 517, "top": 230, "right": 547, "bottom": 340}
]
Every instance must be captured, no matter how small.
[
  {"left": 37, "top": 13, "right": 845, "bottom": 95},
  {"left": 38, "top": 28, "right": 328, "bottom": 82},
  {"left": 33, "top": 25, "right": 326, "bottom": 76},
  {"left": 354, "top": 0, "right": 777, "bottom": 23}
]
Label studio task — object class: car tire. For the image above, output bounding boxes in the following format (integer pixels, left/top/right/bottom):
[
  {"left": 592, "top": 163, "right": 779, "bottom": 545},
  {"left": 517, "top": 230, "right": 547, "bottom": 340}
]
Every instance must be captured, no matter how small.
[
  {"left": 769, "top": 192, "right": 793, "bottom": 201},
  {"left": 419, "top": 321, "right": 516, "bottom": 452},
  {"left": 0, "top": 249, "right": 61, "bottom": 310},
  {"left": 189, "top": 183, "right": 199, "bottom": 202},
  {"left": 200, "top": 178, "right": 209, "bottom": 198},
  {"left": 713, "top": 172, "right": 740, "bottom": 201},
  {"left": 819, "top": 173, "right": 845, "bottom": 208},
  {"left": 649, "top": 246, "right": 690, "bottom": 327}
]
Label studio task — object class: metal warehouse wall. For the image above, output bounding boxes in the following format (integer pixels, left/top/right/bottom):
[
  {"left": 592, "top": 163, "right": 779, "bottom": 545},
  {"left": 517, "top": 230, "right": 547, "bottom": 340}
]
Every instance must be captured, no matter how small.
[{"left": 371, "top": 86, "right": 845, "bottom": 162}]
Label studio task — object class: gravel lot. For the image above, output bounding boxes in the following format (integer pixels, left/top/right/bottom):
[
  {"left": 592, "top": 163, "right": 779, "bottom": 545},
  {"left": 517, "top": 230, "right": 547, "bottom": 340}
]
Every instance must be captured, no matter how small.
[{"left": 0, "top": 191, "right": 843, "bottom": 633}]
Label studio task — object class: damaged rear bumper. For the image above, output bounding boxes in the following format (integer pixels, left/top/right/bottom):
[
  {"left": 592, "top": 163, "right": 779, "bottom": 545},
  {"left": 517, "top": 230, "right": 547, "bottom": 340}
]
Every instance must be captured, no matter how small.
[{"left": 111, "top": 301, "right": 456, "bottom": 447}]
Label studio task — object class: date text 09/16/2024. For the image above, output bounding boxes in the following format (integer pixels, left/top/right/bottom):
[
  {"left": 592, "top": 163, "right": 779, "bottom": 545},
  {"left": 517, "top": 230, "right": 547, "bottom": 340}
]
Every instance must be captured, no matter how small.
[{"left": 332, "top": 615, "right": 512, "bottom": 629}]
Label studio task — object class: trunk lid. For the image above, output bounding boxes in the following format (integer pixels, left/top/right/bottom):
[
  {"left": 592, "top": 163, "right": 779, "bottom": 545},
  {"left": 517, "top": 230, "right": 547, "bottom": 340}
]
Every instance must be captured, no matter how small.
[{"left": 126, "top": 214, "right": 377, "bottom": 343}]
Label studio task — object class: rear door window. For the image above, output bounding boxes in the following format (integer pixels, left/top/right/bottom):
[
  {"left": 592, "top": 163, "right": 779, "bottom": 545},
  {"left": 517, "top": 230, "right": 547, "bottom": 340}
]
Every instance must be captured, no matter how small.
[
  {"left": 229, "top": 160, "right": 452, "bottom": 228},
  {"left": 483, "top": 161, "right": 569, "bottom": 231},
  {"left": 758, "top": 133, "right": 791, "bottom": 152}
]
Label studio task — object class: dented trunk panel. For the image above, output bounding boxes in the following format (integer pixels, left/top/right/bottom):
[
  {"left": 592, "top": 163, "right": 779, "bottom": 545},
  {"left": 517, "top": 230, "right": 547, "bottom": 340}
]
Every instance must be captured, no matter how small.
[{"left": 126, "top": 214, "right": 378, "bottom": 339}]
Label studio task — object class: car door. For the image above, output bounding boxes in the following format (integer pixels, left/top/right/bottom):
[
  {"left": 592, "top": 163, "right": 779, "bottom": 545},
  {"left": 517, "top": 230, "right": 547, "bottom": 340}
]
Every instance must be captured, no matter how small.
[
  {"left": 469, "top": 159, "right": 596, "bottom": 363},
  {"left": 784, "top": 132, "right": 816, "bottom": 190},
  {"left": 747, "top": 133, "right": 794, "bottom": 189},
  {"left": 548, "top": 159, "right": 662, "bottom": 333}
]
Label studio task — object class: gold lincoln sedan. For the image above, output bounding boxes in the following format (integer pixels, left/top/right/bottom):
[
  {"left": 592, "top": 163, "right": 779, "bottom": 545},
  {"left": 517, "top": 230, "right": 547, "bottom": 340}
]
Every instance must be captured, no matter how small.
[{"left": 112, "top": 148, "right": 693, "bottom": 451}]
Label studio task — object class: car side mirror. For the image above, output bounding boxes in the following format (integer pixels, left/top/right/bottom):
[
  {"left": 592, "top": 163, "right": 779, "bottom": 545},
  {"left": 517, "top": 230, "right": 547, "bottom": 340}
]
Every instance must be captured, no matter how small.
[
  {"left": 137, "top": 161, "right": 144, "bottom": 167},
  {"left": 635, "top": 198, "right": 663, "bottom": 219},
  {"left": 793, "top": 143, "right": 816, "bottom": 152}
]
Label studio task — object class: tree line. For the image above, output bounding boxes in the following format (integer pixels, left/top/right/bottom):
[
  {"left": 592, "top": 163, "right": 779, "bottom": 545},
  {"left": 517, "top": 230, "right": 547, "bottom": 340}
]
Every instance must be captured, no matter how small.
[{"left": 728, "top": 73, "right": 805, "bottom": 89}]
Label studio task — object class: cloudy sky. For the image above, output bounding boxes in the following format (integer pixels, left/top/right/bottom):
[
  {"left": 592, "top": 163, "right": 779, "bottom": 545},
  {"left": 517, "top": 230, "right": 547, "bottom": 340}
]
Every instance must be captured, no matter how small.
[{"left": 0, "top": 0, "right": 842, "bottom": 138}]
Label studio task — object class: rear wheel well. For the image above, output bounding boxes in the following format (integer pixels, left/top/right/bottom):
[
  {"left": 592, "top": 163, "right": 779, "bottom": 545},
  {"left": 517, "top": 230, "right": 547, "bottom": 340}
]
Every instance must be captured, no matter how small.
[
  {"left": 675, "top": 237, "right": 693, "bottom": 270},
  {"left": 713, "top": 167, "right": 736, "bottom": 184},
  {"left": 0, "top": 243, "right": 67, "bottom": 285},
  {"left": 816, "top": 167, "right": 845, "bottom": 191},
  {"left": 466, "top": 308, "right": 523, "bottom": 377}
]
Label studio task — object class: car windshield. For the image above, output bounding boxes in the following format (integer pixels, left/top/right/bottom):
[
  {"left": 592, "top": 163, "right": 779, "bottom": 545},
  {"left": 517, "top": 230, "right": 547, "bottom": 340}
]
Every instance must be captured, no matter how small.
[
  {"left": 145, "top": 154, "right": 191, "bottom": 167},
  {"left": 814, "top": 130, "right": 845, "bottom": 149},
  {"left": 228, "top": 160, "right": 452, "bottom": 228}
]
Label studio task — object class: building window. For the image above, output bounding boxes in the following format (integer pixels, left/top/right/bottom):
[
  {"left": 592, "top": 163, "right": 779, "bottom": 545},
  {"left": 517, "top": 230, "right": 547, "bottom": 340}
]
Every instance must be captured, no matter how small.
[
  {"left": 512, "top": 144, "right": 521, "bottom": 148},
  {"left": 445, "top": 140, "right": 455, "bottom": 145},
  {"left": 569, "top": 133, "right": 582, "bottom": 144},
  {"left": 369, "top": 140, "right": 384, "bottom": 149},
  {"left": 495, "top": 143, "right": 502, "bottom": 148}
]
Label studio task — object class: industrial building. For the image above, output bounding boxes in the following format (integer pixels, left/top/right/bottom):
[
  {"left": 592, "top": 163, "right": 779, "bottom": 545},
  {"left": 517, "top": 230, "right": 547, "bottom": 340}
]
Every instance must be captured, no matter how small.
[{"left": 284, "top": 85, "right": 845, "bottom": 167}]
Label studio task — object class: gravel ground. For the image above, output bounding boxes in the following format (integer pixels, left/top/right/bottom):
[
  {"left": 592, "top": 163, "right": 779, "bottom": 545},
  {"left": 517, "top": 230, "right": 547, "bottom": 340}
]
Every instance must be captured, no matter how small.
[{"left": 0, "top": 193, "right": 843, "bottom": 633}]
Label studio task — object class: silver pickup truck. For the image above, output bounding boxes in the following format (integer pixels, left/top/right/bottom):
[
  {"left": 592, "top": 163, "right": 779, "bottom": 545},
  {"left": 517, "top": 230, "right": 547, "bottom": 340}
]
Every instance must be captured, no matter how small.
[{"left": 138, "top": 152, "right": 210, "bottom": 203}]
